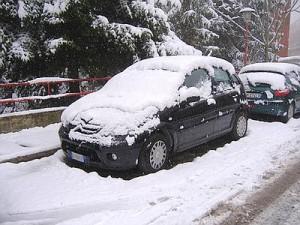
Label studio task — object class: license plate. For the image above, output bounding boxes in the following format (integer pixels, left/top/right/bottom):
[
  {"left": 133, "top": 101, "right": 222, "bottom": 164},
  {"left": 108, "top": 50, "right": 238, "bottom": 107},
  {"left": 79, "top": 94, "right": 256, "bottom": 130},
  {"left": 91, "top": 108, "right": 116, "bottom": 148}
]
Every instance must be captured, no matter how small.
[
  {"left": 68, "top": 151, "right": 86, "bottom": 163},
  {"left": 246, "top": 92, "right": 262, "bottom": 99}
]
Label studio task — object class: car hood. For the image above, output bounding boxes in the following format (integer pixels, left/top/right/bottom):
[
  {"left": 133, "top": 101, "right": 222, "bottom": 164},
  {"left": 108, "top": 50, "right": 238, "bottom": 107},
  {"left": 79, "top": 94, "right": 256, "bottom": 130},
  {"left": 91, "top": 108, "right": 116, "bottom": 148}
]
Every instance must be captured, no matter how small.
[
  {"left": 67, "top": 106, "right": 160, "bottom": 146},
  {"left": 62, "top": 69, "right": 184, "bottom": 126}
]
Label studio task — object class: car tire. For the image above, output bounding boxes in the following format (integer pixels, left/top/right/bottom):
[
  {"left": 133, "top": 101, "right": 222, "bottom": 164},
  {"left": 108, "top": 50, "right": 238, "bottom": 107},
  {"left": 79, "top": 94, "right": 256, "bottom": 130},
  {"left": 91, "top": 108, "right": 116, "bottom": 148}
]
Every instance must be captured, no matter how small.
[
  {"left": 138, "top": 133, "right": 170, "bottom": 173},
  {"left": 230, "top": 112, "right": 248, "bottom": 141},
  {"left": 282, "top": 103, "right": 294, "bottom": 123}
]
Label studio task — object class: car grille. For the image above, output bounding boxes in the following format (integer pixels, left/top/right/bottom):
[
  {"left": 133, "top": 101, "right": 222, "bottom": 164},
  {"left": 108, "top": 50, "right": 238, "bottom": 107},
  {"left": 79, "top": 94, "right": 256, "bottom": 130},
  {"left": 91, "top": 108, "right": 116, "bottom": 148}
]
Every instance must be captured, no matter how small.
[
  {"left": 62, "top": 140, "right": 99, "bottom": 162},
  {"left": 78, "top": 125, "right": 100, "bottom": 135}
]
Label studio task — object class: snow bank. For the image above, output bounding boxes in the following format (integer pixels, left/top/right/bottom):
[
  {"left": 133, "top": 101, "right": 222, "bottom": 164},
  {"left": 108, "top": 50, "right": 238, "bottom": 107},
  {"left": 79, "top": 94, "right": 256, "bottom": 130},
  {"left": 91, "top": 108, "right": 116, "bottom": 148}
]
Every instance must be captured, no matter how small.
[
  {"left": 1, "top": 119, "right": 300, "bottom": 224},
  {"left": 239, "top": 72, "right": 286, "bottom": 90},
  {"left": 240, "top": 62, "right": 300, "bottom": 75},
  {"left": 0, "top": 123, "right": 61, "bottom": 162},
  {"left": 0, "top": 107, "right": 66, "bottom": 118},
  {"left": 62, "top": 56, "right": 235, "bottom": 146}
]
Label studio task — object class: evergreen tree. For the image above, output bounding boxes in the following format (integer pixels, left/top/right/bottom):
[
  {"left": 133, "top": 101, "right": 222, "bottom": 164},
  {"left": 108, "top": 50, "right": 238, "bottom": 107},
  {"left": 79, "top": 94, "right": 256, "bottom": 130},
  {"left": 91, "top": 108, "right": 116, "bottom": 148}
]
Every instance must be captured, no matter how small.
[
  {"left": 0, "top": 0, "right": 200, "bottom": 82},
  {"left": 51, "top": 0, "right": 200, "bottom": 77},
  {"left": 151, "top": 0, "right": 245, "bottom": 67},
  {"left": 0, "top": 0, "right": 19, "bottom": 80}
]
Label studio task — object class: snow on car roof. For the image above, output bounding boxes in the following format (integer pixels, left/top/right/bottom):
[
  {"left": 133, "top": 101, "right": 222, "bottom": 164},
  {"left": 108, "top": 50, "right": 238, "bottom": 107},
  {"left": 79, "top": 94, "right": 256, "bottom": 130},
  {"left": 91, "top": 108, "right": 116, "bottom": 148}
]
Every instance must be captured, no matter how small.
[
  {"left": 126, "top": 55, "right": 235, "bottom": 75},
  {"left": 240, "top": 62, "right": 300, "bottom": 75}
]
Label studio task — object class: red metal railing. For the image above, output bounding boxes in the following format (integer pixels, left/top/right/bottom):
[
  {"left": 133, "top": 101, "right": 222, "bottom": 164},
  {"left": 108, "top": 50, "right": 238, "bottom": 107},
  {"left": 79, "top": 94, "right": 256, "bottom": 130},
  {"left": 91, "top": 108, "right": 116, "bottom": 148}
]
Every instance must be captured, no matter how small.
[{"left": 0, "top": 77, "right": 111, "bottom": 105}]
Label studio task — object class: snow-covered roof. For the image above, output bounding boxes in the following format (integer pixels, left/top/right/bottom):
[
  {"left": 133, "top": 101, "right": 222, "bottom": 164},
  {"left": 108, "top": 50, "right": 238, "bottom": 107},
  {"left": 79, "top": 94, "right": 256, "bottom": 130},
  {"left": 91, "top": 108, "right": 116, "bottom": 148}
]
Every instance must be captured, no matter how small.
[
  {"left": 240, "top": 62, "right": 300, "bottom": 75},
  {"left": 126, "top": 55, "right": 235, "bottom": 75},
  {"left": 278, "top": 56, "right": 300, "bottom": 66}
]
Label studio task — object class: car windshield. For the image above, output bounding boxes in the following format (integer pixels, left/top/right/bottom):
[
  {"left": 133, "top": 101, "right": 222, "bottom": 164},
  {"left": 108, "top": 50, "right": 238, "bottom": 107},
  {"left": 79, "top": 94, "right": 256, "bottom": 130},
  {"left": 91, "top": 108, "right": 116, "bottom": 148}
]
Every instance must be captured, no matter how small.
[{"left": 101, "top": 69, "right": 182, "bottom": 97}]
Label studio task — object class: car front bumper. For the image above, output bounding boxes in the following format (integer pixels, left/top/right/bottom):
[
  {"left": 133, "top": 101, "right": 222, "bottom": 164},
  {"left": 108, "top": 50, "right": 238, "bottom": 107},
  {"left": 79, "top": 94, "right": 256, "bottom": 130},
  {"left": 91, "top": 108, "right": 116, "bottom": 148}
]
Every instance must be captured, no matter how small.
[{"left": 59, "top": 126, "right": 142, "bottom": 170}]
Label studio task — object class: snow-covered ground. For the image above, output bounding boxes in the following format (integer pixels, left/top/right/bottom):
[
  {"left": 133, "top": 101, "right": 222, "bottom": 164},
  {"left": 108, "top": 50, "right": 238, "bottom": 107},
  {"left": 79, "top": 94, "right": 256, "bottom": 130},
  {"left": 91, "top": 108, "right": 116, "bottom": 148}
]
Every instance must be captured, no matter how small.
[
  {"left": 1, "top": 119, "right": 300, "bottom": 225},
  {"left": 0, "top": 123, "right": 61, "bottom": 162}
]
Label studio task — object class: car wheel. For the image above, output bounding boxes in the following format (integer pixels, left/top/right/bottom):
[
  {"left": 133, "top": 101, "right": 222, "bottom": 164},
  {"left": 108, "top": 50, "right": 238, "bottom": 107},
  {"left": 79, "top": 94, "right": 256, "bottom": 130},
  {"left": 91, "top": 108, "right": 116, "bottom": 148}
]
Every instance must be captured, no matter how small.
[
  {"left": 138, "top": 133, "right": 170, "bottom": 173},
  {"left": 282, "top": 103, "right": 294, "bottom": 123},
  {"left": 230, "top": 112, "right": 248, "bottom": 141}
]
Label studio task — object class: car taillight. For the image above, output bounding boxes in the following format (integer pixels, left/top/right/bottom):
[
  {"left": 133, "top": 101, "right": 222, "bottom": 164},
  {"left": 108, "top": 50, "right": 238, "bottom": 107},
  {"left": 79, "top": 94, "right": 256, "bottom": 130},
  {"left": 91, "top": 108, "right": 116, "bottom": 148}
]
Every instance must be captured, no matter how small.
[{"left": 274, "top": 89, "right": 290, "bottom": 97}]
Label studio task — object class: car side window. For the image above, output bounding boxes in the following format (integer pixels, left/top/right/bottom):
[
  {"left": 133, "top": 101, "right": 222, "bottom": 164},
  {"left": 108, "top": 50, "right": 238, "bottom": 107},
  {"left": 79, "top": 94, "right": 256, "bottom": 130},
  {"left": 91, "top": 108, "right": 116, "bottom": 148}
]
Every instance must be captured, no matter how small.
[
  {"left": 213, "top": 68, "right": 233, "bottom": 92},
  {"left": 184, "top": 69, "right": 209, "bottom": 88}
]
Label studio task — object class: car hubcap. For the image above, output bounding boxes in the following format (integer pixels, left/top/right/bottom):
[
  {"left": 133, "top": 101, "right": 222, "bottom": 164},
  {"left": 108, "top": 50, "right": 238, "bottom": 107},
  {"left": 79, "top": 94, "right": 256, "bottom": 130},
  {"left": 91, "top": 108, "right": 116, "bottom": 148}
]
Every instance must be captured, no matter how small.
[
  {"left": 236, "top": 116, "right": 247, "bottom": 137},
  {"left": 150, "top": 140, "right": 167, "bottom": 170}
]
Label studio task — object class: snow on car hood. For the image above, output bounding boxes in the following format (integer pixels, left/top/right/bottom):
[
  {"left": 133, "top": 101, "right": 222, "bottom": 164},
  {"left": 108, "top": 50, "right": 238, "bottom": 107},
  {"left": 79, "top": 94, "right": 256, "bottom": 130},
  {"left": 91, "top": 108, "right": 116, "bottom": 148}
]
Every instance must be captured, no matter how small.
[
  {"left": 62, "top": 69, "right": 184, "bottom": 124},
  {"left": 62, "top": 69, "right": 184, "bottom": 145},
  {"left": 239, "top": 72, "right": 287, "bottom": 90},
  {"left": 69, "top": 106, "right": 160, "bottom": 146}
]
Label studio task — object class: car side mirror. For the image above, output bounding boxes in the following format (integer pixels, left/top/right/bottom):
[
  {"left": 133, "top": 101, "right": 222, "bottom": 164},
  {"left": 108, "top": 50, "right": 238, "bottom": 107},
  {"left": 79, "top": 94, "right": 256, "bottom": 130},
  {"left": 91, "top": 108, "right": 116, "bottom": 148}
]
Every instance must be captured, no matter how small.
[{"left": 186, "top": 96, "right": 200, "bottom": 103}]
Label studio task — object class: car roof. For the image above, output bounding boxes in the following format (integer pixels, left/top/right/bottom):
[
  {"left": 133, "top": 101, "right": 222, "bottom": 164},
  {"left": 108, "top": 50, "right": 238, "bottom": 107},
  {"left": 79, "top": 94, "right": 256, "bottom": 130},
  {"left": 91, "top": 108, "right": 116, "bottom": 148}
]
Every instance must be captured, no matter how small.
[
  {"left": 125, "top": 55, "right": 235, "bottom": 76},
  {"left": 240, "top": 62, "right": 300, "bottom": 75}
]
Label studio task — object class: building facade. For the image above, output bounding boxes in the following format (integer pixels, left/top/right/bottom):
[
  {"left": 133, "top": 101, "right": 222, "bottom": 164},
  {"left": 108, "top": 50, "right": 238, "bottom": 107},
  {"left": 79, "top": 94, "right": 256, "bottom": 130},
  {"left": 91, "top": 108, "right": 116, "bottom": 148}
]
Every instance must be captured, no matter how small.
[{"left": 288, "top": 16, "right": 300, "bottom": 56}]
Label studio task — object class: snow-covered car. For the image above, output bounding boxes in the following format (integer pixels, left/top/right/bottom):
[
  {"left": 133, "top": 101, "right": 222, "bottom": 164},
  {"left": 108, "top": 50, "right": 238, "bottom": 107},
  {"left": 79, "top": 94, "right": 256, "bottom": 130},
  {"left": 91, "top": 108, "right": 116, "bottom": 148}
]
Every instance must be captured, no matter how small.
[
  {"left": 59, "top": 56, "right": 248, "bottom": 173},
  {"left": 239, "top": 62, "right": 300, "bottom": 123}
]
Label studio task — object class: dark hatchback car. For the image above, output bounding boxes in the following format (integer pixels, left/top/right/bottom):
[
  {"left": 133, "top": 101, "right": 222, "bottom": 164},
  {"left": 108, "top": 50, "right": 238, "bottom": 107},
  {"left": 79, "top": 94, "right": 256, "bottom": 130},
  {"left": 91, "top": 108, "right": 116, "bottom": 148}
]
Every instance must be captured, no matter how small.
[
  {"left": 59, "top": 56, "right": 248, "bottom": 173},
  {"left": 239, "top": 63, "right": 300, "bottom": 123}
]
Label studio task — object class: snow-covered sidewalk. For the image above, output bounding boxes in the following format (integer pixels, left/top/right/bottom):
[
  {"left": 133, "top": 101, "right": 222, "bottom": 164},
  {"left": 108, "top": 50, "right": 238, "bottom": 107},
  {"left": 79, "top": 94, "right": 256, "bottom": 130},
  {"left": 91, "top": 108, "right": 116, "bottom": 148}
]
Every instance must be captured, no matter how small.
[
  {"left": 0, "top": 123, "right": 61, "bottom": 163},
  {"left": 0, "top": 119, "right": 300, "bottom": 225}
]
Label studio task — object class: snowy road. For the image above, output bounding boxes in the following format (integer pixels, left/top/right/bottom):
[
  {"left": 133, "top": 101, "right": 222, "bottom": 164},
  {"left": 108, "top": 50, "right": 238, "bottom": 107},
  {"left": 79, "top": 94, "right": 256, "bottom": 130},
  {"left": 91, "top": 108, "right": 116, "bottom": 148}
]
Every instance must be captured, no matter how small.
[
  {"left": 250, "top": 179, "right": 300, "bottom": 225},
  {"left": 1, "top": 119, "right": 300, "bottom": 225}
]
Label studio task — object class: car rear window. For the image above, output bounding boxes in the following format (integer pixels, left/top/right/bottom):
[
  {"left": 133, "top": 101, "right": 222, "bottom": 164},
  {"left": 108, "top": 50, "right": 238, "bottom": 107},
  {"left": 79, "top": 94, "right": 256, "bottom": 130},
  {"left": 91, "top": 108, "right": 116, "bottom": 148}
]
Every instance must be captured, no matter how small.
[{"left": 239, "top": 72, "right": 286, "bottom": 90}]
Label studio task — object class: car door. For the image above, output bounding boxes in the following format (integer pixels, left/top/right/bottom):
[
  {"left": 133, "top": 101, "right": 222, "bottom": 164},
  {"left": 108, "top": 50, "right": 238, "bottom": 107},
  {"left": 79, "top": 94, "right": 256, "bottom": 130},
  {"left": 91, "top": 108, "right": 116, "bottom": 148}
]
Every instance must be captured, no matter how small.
[
  {"left": 212, "top": 68, "right": 240, "bottom": 134},
  {"left": 172, "top": 68, "right": 218, "bottom": 152}
]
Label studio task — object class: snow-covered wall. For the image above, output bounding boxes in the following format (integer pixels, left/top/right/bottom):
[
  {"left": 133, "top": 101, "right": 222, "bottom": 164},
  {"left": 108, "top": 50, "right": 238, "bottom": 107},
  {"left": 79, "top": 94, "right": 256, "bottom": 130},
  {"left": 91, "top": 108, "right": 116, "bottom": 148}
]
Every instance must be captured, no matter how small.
[{"left": 0, "top": 107, "right": 65, "bottom": 133}]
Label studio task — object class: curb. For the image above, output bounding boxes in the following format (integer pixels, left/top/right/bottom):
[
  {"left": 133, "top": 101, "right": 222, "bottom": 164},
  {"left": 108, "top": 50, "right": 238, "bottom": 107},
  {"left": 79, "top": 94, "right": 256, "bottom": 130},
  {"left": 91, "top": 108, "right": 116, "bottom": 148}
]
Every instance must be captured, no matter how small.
[{"left": 0, "top": 147, "right": 60, "bottom": 164}]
